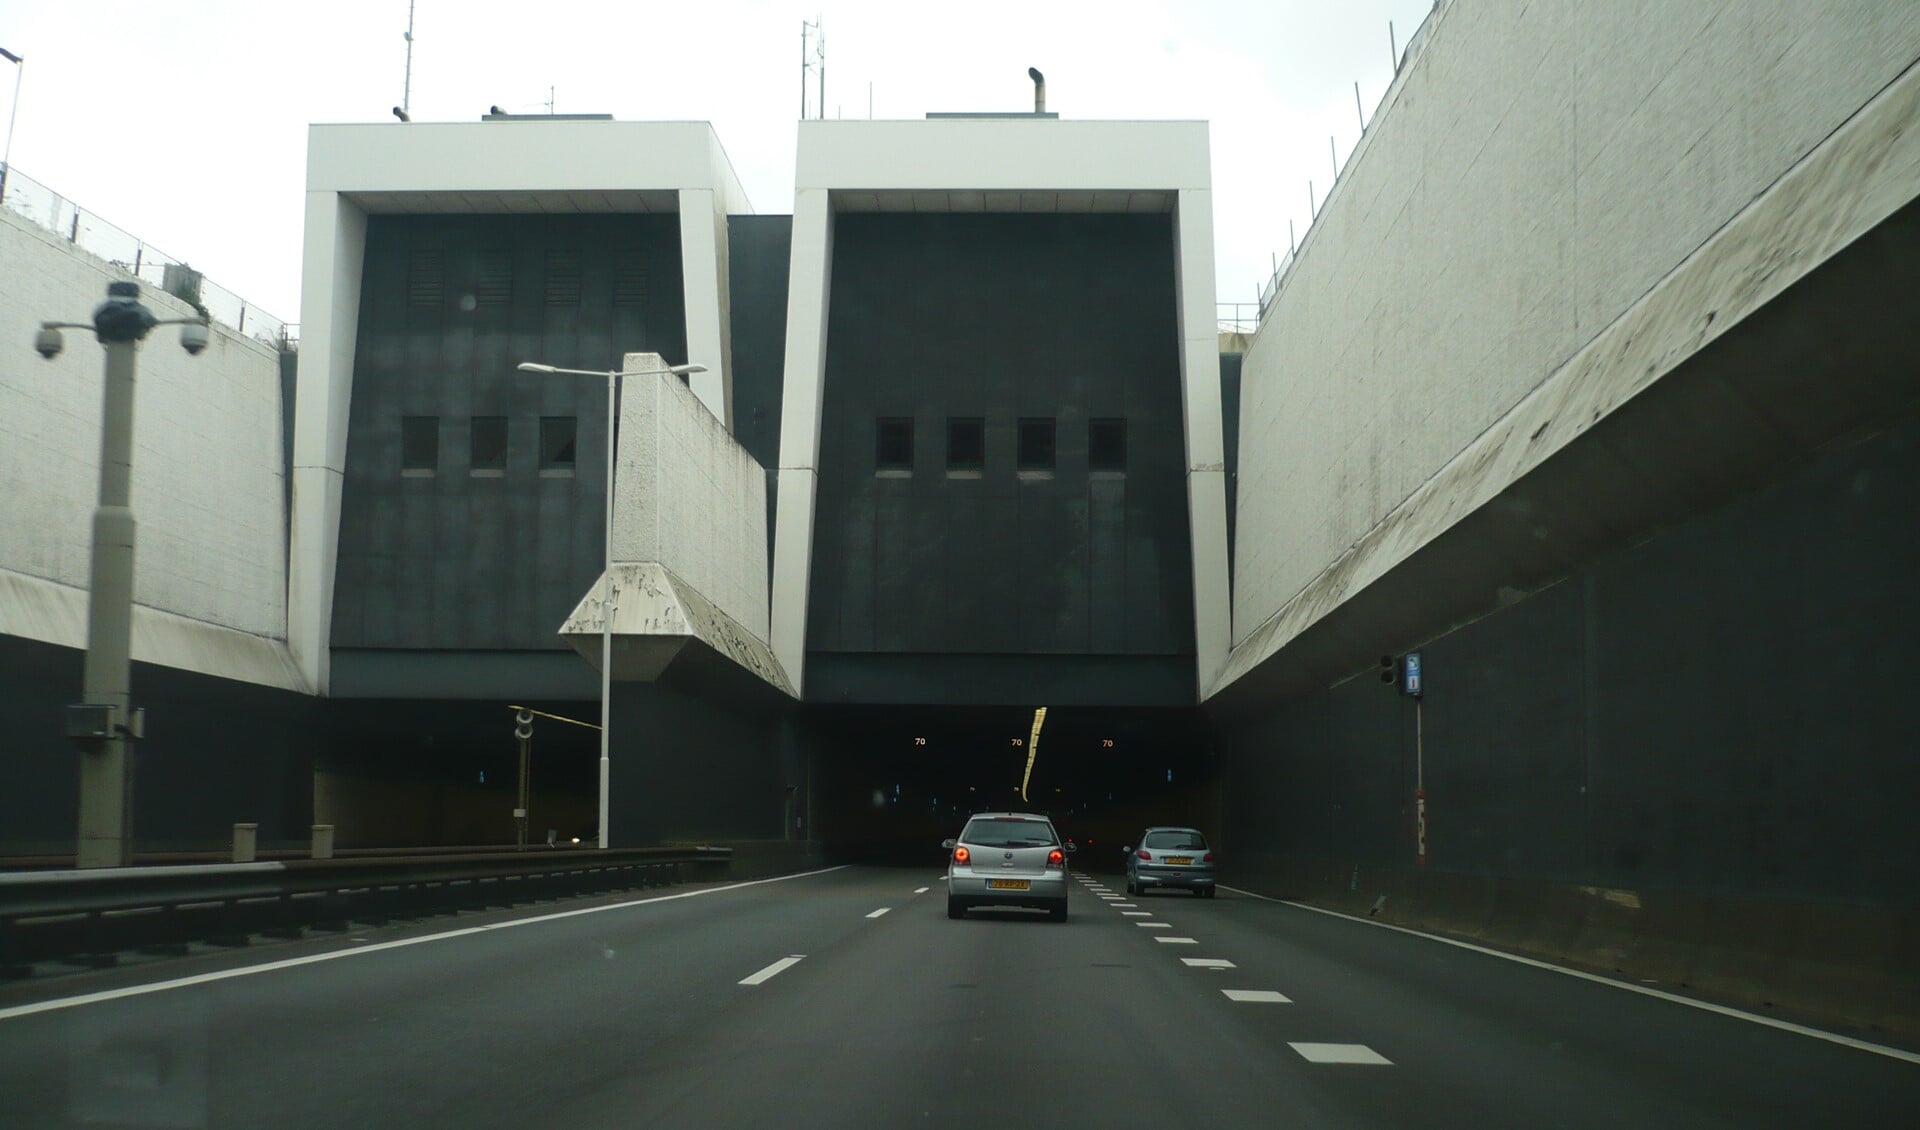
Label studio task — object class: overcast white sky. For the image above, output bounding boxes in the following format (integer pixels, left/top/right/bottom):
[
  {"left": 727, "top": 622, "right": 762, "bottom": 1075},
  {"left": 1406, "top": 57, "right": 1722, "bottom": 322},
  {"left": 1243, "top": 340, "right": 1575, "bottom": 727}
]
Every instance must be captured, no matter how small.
[{"left": 1, "top": 0, "right": 1436, "bottom": 324}]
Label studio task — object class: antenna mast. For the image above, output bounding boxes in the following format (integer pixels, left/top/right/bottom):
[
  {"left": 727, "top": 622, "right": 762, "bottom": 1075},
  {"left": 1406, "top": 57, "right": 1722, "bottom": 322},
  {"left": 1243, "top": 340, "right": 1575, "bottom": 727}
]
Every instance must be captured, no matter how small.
[
  {"left": 401, "top": 0, "right": 416, "bottom": 116},
  {"left": 800, "top": 18, "right": 819, "bottom": 119}
]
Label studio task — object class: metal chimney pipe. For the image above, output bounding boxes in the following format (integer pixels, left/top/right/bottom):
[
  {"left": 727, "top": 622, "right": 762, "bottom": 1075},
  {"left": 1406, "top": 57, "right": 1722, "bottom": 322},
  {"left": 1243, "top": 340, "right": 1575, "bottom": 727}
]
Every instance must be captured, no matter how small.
[{"left": 1028, "top": 67, "right": 1045, "bottom": 114}]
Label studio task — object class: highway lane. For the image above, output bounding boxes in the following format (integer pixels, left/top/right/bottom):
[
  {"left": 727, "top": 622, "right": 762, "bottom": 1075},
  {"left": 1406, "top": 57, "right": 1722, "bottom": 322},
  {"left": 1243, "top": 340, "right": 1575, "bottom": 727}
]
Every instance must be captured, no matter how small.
[{"left": 1, "top": 865, "right": 1915, "bottom": 1128}]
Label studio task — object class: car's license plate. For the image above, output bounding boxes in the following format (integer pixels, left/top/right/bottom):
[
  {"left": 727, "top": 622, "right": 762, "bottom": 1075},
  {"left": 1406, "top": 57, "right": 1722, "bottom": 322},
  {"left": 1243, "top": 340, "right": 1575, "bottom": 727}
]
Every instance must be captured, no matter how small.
[
  {"left": 1166, "top": 857, "right": 1193, "bottom": 865},
  {"left": 987, "top": 879, "right": 1030, "bottom": 890}
]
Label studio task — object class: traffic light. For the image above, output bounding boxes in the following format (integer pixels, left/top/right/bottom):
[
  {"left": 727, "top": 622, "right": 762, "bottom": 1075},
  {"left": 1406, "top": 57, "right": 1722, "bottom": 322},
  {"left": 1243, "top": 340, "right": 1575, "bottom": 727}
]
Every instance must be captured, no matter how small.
[{"left": 1379, "top": 655, "right": 1399, "bottom": 687}]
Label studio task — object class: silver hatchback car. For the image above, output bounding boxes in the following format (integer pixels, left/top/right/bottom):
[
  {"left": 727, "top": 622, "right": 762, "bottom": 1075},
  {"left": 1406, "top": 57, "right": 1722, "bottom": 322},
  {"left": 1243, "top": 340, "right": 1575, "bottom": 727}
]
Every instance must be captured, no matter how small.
[
  {"left": 945, "top": 812, "right": 1074, "bottom": 921},
  {"left": 1125, "top": 826, "right": 1216, "bottom": 896}
]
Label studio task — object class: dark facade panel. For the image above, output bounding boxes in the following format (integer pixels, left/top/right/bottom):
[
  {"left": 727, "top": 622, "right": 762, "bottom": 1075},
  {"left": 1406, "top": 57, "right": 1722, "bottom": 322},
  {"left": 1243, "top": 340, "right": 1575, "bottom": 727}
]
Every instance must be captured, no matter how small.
[
  {"left": 727, "top": 214, "right": 793, "bottom": 472},
  {"left": 333, "top": 213, "right": 688, "bottom": 656},
  {"left": 807, "top": 213, "right": 1194, "bottom": 663},
  {"left": 1218, "top": 410, "right": 1920, "bottom": 903}
]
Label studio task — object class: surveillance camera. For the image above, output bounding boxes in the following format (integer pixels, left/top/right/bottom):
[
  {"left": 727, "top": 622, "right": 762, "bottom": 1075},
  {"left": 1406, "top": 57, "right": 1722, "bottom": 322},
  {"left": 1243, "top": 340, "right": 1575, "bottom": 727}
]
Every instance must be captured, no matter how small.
[
  {"left": 34, "top": 325, "right": 64, "bottom": 360},
  {"left": 179, "top": 321, "right": 210, "bottom": 356}
]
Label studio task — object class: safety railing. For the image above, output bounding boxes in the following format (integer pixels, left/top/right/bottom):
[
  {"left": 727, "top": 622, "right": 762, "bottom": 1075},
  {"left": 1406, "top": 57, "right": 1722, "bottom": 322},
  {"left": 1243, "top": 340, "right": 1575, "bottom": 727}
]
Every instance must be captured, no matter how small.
[
  {"left": 0, "top": 845, "right": 732, "bottom": 974},
  {"left": 0, "top": 162, "right": 290, "bottom": 349},
  {"left": 1216, "top": 302, "right": 1261, "bottom": 336}
]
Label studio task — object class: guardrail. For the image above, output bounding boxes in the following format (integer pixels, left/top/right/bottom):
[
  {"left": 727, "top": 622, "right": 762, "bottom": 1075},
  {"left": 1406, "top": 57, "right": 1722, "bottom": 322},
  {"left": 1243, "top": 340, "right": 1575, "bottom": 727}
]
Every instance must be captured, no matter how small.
[{"left": 0, "top": 845, "right": 731, "bottom": 976}]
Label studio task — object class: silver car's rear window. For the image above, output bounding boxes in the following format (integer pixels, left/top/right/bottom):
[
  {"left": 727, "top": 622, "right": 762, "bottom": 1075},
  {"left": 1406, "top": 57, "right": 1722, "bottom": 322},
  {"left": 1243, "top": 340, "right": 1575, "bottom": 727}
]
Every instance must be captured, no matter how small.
[
  {"left": 1143, "top": 830, "right": 1208, "bottom": 850},
  {"left": 961, "top": 819, "right": 1059, "bottom": 847}
]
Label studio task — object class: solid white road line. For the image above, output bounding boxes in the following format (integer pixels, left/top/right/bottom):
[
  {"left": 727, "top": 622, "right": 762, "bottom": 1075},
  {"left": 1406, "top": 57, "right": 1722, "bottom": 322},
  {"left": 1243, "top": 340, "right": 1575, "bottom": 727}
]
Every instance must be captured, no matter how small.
[
  {"left": 1290, "top": 1042, "right": 1392, "bottom": 1065},
  {"left": 1218, "top": 884, "right": 1920, "bottom": 1067},
  {"left": 1154, "top": 937, "right": 1198, "bottom": 945},
  {"left": 866, "top": 908, "right": 891, "bottom": 918},
  {"left": 739, "top": 955, "right": 806, "bottom": 986},
  {"left": 913, "top": 887, "right": 929, "bottom": 894},
  {"left": 1222, "top": 989, "right": 1292, "bottom": 1003},
  {"left": 1182, "top": 958, "right": 1236, "bottom": 968},
  {"left": 0, "top": 865, "right": 852, "bottom": 1023}
]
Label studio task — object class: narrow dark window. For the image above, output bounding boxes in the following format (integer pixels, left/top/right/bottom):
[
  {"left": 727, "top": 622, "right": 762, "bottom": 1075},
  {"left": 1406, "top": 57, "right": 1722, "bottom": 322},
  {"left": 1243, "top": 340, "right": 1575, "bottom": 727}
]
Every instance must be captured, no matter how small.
[
  {"left": 406, "top": 250, "right": 445, "bottom": 306},
  {"left": 470, "top": 416, "right": 508, "bottom": 475},
  {"left": 946, "top": 417, "right": 985, "bottom": 472},
  {"left": 613, "top": 250, "right": 649, "bottom": 308},
  {"left": 544, "top": 250, "right": 581, "bottom": 306},
  {"left": 876, "top": 417, "right": 914, "bottom": 472},
  {"left": 1089, "top": 417, "right": 1127, "bottom": 472},
  {"left": 1017, "top": 417, "right": 1056, "bottom": 471},
  {"left": 401, "top": 416, "right": 438, "bottom": 474},
  {"left": 475, "top": 251, "right": 513, "bottom": 306},
  {"left": 540, "top": 416, "right": 578, "bottom": 475}
]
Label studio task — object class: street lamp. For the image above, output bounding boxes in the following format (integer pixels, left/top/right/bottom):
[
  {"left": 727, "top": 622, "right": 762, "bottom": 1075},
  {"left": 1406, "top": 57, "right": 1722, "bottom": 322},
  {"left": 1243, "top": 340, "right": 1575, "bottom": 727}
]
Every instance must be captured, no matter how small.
[
  {"left": 37, "top": 281, "right": 211, "bottom": 868},
  {"left": 516, "top": 357, "right": 706, "bottom": 849}
]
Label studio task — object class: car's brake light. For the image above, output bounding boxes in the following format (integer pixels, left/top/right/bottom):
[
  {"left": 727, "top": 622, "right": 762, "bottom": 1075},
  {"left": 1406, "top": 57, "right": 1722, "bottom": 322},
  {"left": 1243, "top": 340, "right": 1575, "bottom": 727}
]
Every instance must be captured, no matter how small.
[
  {"left": 1047, "top": 848, "right": 1065, "bottom": 867},
  {"left": 1136, "top": 849, "right": 1151, "bottom": 861},
  {"left": 953, "top": 846, "right": 970, "bottom": 865},
  {"left": 1203, "top": 852, "right": 1215, "bottom": 863}
]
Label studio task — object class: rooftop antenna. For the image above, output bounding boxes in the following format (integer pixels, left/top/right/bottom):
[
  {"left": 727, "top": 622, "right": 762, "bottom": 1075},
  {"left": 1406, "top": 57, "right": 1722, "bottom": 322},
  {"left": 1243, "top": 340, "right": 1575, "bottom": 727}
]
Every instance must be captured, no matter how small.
[
  {"left": 401, "top": 0, "right": 416, "bottom": 118},
  {"left": 546, "top": 85, "right": 555, "bottom": 115},
  {"left": 816, "top": 18, "right": 826, "bottom": 120},
  {"left": 800, "top": 17, "right": 820, "bottom": 119}
]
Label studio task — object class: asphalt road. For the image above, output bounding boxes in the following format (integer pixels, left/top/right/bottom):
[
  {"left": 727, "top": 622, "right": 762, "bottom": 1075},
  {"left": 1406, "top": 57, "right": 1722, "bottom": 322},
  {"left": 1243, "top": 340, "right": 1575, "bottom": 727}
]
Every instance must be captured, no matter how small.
[{"left": 1, "top": 865, "right": 1915, "bottom": 1128}]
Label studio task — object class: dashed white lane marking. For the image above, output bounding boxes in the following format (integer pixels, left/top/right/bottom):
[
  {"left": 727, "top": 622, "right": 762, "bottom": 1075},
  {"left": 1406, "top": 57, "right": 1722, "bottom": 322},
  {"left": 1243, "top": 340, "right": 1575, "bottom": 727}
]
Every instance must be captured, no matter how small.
[
  {"left": 1290, "top": 1042, "right": 1391, "bottom": 1065},
  {"left": 1136, "top": 922, "right": 1172, "bottom": 929},
  {"left": 1122, "top": 911, "right": 1151, "bottom": 917},
  {"left": 866, "top": 908, "right": 891, "bottom": 918},
  {"left": 0, "top": 866, "right": 851, "bottom": 1024},
  {"left": 1112, "top": 903, "right": 1137, "bottom": 908},
  {"left": 914, "top": 887, "right": 929, "bottom": 894},
  {"left": 1182, "top": 958, "right": 1236, "bottom": 968},
  {"left": 739, "top": 955, "right": 806, "bottom": 986},
  {"left": 1219, "top": 884, "right": 1920, "bottom": 1068},
  {"left": 1154, "top": 937, "right": 1198, "bottom": 945},
  {"left": 1222, "top": 989, "right": 1291, "bottom": 1003}
]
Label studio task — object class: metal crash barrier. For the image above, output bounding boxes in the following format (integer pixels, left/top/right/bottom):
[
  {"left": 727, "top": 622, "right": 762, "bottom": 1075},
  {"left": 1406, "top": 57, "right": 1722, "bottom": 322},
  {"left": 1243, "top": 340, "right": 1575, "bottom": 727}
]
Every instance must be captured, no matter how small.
[{"left": 0, "top": 846, "right": 732, "bottom": 976}]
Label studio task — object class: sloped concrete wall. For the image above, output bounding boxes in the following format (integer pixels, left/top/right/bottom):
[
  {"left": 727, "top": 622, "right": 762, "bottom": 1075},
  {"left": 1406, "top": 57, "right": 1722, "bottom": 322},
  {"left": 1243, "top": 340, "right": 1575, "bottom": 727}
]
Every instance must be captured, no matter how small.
[
  {"left": 0, "top": 207, "right": 293, "bottom": 684},
  {"left": 1233, "top": 1, "right": 1920, "bottom": 650}
]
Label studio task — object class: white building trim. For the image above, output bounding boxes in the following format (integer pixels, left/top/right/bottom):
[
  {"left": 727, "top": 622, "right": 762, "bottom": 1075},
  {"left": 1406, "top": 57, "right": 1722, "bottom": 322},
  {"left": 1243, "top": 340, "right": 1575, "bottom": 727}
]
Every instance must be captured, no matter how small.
[
  {"left": 292, "top": 120, "right": 749, "bottom": 694},
  {"left": 769, "top": 119, "right": 1229, "bottom": 698}
]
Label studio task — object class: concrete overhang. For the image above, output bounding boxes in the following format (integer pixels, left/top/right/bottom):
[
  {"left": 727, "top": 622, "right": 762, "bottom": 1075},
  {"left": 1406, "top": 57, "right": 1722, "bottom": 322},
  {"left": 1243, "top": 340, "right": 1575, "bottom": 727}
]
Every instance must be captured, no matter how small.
[
  {"left": 794, "top": 119, "right": 1211, "bottom": 195},
  {"left": 559, "top": 564, "right": 797, "bottom": 699}
]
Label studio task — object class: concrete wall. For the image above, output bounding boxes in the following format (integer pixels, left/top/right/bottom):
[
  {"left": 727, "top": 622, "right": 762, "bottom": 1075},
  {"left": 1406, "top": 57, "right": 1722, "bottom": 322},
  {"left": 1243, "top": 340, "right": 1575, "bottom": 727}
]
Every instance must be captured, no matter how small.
[
  {"left": 0, "top": 207, "right": 298, "bottom": 689},
  {"left": 614, "top": 360, "right": 770, "bottom": 644},
  {"left": 1232, "top": 0, "right": 1920, "bottom": 656}
]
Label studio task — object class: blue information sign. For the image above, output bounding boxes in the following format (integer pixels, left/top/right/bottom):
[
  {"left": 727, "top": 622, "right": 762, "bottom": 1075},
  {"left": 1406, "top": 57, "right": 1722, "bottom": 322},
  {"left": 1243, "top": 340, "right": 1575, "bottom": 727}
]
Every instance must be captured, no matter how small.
[{"left": 1403, "top": 650, "right": 1423, "bottom": 697}]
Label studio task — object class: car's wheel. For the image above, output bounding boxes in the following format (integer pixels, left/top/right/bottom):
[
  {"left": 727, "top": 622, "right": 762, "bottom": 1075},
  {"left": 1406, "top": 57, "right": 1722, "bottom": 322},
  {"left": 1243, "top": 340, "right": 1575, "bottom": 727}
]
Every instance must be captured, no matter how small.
[
  {"left": 1202, "top": 887, "right": 1216, "bottom": 899},
  {"left": 947, "top": 898, "right": 965, "bottom": 919},
  {"left": 1050, "top": 903, "right": 1068, "bottom": 922}
]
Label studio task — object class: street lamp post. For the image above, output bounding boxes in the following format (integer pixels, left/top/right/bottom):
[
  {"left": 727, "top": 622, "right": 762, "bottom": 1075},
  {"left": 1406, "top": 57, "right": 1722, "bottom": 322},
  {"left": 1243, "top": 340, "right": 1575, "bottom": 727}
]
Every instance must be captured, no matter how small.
[
  {"left": 36, "top": 281, "right": 211, "bottom": 868},
  {"left": 517, "top": 357, "right": 706, "bottom": 849}
]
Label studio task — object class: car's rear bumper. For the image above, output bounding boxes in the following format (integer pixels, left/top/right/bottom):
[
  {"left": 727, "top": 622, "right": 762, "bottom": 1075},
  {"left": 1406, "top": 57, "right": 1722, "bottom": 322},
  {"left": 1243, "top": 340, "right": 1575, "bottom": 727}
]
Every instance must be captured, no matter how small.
[
  {"left": 948, "top": 870, "right": 1069, "bottom": 908},
  {"left": 1134, "top": 868, "right": 1215, "bottom": 889}
]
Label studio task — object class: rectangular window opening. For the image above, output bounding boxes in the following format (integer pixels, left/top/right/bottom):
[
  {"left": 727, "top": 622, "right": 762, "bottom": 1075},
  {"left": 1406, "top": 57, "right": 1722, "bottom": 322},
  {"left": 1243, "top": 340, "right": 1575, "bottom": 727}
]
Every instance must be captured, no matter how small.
[
  {"left": 406, "top": 250, "right": 445, "bottom": 307},
  {"left": 540, "top": 416, "right": 578, "bottom": 476},
  {"left": 544, "top": 250, "right": 582, "bottom": 307},
  {"left": 475, "top": 251, "right": 513, "bottom": 306},
  {"left": 1017, "top": 417, "right": 1057, "bottom": 472},
  {"left": 613, "top": 250, "right": 650, "bottom": 308},
  {"left": 876, "top": 417, "right": 914, "bottom": 473},
  {"left": 470, "top": 416, "right": 508, "bottom": 475},
  {"left": 1090, "top": 417, "right": 1127, "bottom": 472},
  {"left": 401, "top": 416, "right": 439, "bottom": 475},
  {"left": 946, "top": 416, "right": 985, "bottom": 474}
]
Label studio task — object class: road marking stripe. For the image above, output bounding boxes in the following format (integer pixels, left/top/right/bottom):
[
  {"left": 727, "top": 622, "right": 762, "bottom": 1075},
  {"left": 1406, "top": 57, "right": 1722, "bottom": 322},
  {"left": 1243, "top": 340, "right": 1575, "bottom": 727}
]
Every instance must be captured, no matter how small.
[
  {"left": 1291, "top": 1042, "right": 1390, "bottom": 1065},
  {"left": 1154, "top": 937, "right": 1198, "bottom": 944},
  {"left": 913, "top": 887, "right": 929, "bottom": 894},
  {"left": 1112, "top": 902, "right": 1137, "bottom": 908},
  {"left": 0, "top": 865, "right": 852, "bottom": 1023},
  {"left": 1223, "top": 989, "right": 1291, "bottom": 1003},
  {"left": 866, "top": 908, "right": 891, "bottom": 918},
  {"left": 739, "top": 955, "right": 805, "bottom": 985},
  {"left": 1218, "top": 884, "right": 1920, "bottom": 1067},
  {"left": 1182, "top": 958, "right": 1236, "bottom": 968},
  {"left": 1136, "top": 922, "right": 1172, "bottom": 928}
]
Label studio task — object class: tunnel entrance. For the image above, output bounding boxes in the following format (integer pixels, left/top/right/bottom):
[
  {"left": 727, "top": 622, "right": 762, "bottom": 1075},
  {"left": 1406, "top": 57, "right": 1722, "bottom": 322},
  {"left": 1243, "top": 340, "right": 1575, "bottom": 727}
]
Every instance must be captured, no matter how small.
[{"left": 803, "top": 704, "right": 1220, "bottom": 868}]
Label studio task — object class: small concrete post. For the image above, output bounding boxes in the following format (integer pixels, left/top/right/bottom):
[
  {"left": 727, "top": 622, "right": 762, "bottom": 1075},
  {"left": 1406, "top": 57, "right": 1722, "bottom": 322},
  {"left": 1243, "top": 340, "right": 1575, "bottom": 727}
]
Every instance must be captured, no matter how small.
[
  {"left": 232, "top": 823, "right": 259, "bottom": 863},
  {"left": 311, "top": 824, "right": 335, "bottom": 860}
]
